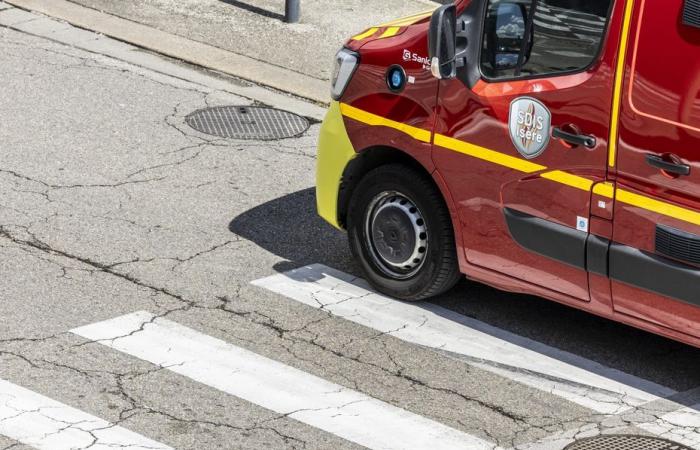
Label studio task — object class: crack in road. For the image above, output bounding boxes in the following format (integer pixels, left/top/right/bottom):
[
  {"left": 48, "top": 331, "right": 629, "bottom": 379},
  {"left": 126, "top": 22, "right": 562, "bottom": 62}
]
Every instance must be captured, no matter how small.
[
  {"left": 0, "top": 222, "right": 558, "bottom": 446},
  {"left": 2, "top": 220, "right": 696, "bottom": 448},
  {"left": 1, "top": 19, "right": 699, "bottom": 450}
]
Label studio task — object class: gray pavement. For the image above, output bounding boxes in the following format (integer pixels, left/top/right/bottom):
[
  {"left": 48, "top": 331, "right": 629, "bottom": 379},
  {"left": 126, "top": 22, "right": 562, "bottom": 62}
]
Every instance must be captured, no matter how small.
[
  {"left": 63, "top": 0, "right": 438, "bottom": 82},
  {"left": 0, "top": 5, "right": 700, "bottom": 450}
]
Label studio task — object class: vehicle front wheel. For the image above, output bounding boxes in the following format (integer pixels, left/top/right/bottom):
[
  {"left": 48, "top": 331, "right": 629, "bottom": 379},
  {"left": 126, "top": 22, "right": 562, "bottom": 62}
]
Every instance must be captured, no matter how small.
[{"left": 347, "top": 164, "right": 460, "bottom": 301}]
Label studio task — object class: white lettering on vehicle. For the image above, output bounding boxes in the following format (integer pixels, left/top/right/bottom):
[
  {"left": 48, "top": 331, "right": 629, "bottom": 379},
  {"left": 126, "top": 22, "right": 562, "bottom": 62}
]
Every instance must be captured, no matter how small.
[
  {"left": 402, "top": 49, "right": 430, "bottom": 70},
  {"left": 509, "top": 97, "right": 552, "bottom": 159}
]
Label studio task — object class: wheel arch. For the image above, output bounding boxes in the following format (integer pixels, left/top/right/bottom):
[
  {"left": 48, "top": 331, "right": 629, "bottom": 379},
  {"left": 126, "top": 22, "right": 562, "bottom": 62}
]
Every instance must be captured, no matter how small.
[
  {"left": 337, "top": 146, "right": 464, "bottom": 271},
  {"left": 338, "top": 146, "right": 423, "bottom": 228}
]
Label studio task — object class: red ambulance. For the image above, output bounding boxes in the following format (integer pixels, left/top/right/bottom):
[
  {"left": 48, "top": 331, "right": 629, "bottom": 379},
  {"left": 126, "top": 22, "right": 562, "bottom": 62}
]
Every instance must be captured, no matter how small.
[{"left": 316, "top": 0, "right": 700, "bottom": 347}]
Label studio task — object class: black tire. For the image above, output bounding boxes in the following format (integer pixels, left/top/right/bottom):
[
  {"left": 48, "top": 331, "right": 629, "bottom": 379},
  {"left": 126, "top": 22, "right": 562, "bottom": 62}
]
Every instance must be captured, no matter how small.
[{"left": 347, "top": 164, "right": 461, "bottom": 301}]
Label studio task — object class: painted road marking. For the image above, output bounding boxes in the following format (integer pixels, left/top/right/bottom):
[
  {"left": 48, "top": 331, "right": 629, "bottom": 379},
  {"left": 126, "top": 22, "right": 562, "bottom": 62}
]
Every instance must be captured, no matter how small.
[
  {"left": 0, "top": 378, "right": 172, "bottom": 450},
  {"left": 636, "top": 387, "right": 700, "bottom": 449},
  {"left": 71, "top": 311, "right": 496, "bottom": 450},
  {"left": 639, "top": 406, "right": 700, "bottom": 449},
  {"left": 252, "top": 264, "right": 677, "bottom": 415},
  {"left": 513, "top": 388, "right": 700, "bottom": 449}
]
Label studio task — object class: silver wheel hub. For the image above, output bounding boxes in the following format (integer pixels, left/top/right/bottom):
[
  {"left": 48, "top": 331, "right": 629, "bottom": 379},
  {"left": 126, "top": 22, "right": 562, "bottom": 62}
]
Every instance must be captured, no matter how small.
[{"left": 365, "top": 192, "right": 428, "bottom": 279}]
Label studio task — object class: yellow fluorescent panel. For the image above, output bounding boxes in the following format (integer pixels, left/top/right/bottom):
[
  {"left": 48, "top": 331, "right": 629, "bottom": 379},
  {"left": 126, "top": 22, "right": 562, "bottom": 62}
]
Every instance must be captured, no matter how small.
[
  {"left": 608, "top": 0, "right": 636, "bottom": 167},
  {"left": 593, "top": 182, "right": 615, "bottom": 198},
  {"left": 379, "top": 10, "right": 434, "bottom": 28},
  {"left": 340, "top": 103, "right": 431, "bottom": 143},
  {"left": 434, "top": 134, "right": 546, "bottom": 174},
  {"left": 378, "top": 27, "right": 401, "bottom": 39},
  {"left": 540, "top": 171, "right": 594, "bottom": 192},
  {"left": 616, "top": 190, "right": 700, "bottom": 226},
  {"left": 351, "top": 27, "right": 378, "bottom": 41},
  {"left": 316, "top": 102, "right": 359, "bottom": 229}
]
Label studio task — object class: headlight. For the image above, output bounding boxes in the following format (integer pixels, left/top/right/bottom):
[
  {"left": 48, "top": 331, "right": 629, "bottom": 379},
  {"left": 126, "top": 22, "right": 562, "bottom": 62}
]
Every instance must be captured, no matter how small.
[{"left": 331, "top": 48, "right": 359, "bottom": 100}]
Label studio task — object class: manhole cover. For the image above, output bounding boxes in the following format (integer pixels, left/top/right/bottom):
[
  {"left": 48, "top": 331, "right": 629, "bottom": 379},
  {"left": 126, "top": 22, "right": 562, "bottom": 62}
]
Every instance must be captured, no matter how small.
[
  {"left": 185, "top": 106, "right": 310, "bottom": 140},
  {"left": 565, "top": 435, "right": 692, "bottom": 450}
]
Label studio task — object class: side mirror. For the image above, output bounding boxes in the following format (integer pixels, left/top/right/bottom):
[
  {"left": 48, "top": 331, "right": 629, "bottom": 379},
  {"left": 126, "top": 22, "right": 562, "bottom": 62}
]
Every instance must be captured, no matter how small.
[
  {"left": 489, "top": 2, "right": 528, "bottom": 70},
  {"left": 429, "top": 4, "right": 457, "bottom": 79}
]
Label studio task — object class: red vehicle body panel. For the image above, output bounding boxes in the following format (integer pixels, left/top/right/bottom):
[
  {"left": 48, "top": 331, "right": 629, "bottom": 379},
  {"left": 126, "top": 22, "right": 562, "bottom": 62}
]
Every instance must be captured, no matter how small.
[
  {"left": 613, "top": 0, "right": 700, "bottom": 339},
  {"left": 343, "top": 23, "right": 438, "bottom": 174},
  {"left": 332, "top": 0, "right": 700, "bottom": 347},
  {"left": 432, "top": 0, "right": 624, "bottom": 302}
]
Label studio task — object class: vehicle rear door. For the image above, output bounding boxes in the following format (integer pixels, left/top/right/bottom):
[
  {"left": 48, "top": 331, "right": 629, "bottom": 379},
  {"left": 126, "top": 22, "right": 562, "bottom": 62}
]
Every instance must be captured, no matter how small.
[
  {"left": 432, "top": 0, "right": 622, "bottom": 302},
  {"left": 610, "top": 0, "right": 700, "bottom": 339}
]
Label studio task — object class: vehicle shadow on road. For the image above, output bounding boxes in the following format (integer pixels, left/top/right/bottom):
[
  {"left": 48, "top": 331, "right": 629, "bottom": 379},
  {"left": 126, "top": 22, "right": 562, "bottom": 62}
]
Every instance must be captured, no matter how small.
[
  {"left": 432, "top": 281, "right": 700, "bottom": 396},
  {"left": 230, "top": 188, "right": 700, "bottom": 396},
  {"left": 228, "top": 187, "right": 356, "bottom": 274}
]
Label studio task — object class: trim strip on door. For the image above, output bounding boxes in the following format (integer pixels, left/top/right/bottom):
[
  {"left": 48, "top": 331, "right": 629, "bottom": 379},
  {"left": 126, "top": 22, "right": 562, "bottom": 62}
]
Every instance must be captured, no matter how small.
[
  {"left": 505, "top": 208, "right": 700, "bottom": 307},
  {"left": 504, "top": 208, "right": 588, "bottom": 270},
  {"left": 610, "top": 244, "right": 700, "bottom": 307}
]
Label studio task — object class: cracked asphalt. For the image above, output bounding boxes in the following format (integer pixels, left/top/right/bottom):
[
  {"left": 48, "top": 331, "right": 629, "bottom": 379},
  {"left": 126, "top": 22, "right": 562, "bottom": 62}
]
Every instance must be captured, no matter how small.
[{"left": 1, "top": 17, "right": 700, "bottom": 450}]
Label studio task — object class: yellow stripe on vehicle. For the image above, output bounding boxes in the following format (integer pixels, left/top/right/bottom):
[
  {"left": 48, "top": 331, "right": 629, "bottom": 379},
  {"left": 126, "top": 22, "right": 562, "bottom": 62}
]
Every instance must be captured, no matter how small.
[
  {"left": 593, "top": 182, "right": 616, "bottom": 198},
  {"left": 616, "top": 189, "right": 700, "bottom": 226},
  {"left": 339, "top": 103, "right": 432, "bottom": 143},
  {"left": 351, "top": 27, "right": 379, "bottom": 41},
  {"left": 339, "top": 103, "right": 700, "bottom": 227},
  {"left": 378, "top": 27, "right": 402, "bottom": 39},
  {"left": 608, "top": 0, "right": 636, "bottom": 168},
  {"left": 379, "top": 10, "right": 434, "bottom": 28},
  {"left": 434, "top": 134, "right": 546, "bottom": 174},
  {"left": 540, "top": 171, "right": 594, "bottom": 192}
]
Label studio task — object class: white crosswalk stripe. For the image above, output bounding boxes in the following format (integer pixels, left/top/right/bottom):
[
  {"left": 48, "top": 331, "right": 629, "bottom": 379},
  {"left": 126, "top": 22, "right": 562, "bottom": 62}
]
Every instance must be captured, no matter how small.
[
  {"left": 639, "top": 407, "right": 700, "bottom": 449},
  {"left": 71, "top": 311, "right": 497, "bottom": 450},
  {"left": 0, "top": 264, "right": 692, "bottom": 450},
  {"left": 252, "top": 264, "right": 677, "bottom": 415},
  {"left": 0, "top": 378, "right": 172, "bottom": 450}
]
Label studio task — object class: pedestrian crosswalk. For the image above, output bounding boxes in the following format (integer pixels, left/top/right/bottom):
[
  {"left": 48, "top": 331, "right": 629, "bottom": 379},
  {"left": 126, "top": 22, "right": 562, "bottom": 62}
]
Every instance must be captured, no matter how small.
[
  {"left": 640, "top": 406, "right": 700, "bottom": 449},
  {"left": 0, "top": 378, "right": 173, "bottom": 450},
  {"left": 71, "top": 311, "right": 494, "bottom": 450},
  {"left": 0, "top": 264, "right": 698, "bottom": 450},
  {"left": 252, "top": 264, "right": 675, "bottom": 415}
]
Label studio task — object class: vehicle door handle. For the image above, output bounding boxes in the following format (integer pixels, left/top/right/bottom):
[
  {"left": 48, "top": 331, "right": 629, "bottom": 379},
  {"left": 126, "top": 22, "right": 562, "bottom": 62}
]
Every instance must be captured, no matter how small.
[
  {"left": 645, "top": 154, "right": 691, "bottom": 176},
  {"left": 552, "top": 127, "right": 596, "bottom": 149}
]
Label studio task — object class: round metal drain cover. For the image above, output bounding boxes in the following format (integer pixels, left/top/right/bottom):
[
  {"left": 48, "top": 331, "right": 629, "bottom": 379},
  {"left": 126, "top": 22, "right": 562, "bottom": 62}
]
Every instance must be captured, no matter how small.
[
  {"left": 185, "top": 106, "right": 309, "bottom": 140},
  {"left": 565, "top": 435, "right": 692, "bottom": 450}
]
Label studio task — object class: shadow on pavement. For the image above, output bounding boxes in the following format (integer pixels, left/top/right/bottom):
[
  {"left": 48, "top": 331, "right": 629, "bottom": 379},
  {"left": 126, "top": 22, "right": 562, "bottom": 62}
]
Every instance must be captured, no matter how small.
[
  {"left": 230, "top": 188, "right": 700, "bottom": 393},
  {"left": 219, "top": 0, "right": 285, "bottom": 21},
  {"left": 229, "top": 187, "right": 355, "bottom": 274},
  {"left": 432, "top": 280, "right": 700, "bottom": 393}
]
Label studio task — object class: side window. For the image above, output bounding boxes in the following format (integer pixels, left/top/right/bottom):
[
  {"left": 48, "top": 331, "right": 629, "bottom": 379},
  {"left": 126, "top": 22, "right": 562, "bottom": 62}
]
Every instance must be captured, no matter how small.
[{"left": 481, "top": 0, "right": 613, "bottom": 80}]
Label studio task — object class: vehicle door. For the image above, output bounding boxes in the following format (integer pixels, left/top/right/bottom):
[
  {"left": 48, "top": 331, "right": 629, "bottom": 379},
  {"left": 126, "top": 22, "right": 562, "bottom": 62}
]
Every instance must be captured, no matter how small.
[
  {"left": 432, "top": 0, "right": 623, "bottom": 302},
  {"left": 610, "top": 0, "right": 700, "bottom": 339}
]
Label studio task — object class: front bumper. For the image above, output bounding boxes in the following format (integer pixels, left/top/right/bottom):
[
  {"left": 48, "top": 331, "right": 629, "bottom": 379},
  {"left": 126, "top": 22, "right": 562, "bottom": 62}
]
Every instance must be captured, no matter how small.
[{"left": 316, "top": 101, "right": 357, "bottom": 230}]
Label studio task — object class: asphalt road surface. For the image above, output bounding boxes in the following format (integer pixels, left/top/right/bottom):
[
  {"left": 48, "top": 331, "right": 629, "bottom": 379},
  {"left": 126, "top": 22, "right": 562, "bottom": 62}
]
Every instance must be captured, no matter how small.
[{"left": 1, "top": 15, "right": 700, "bottom": 450}]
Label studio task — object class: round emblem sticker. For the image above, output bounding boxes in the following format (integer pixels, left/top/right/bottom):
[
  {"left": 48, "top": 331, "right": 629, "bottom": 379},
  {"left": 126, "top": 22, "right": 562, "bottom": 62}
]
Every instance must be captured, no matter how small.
[{"left": 508, "top": 97, "right": 552, "bottom": 159}]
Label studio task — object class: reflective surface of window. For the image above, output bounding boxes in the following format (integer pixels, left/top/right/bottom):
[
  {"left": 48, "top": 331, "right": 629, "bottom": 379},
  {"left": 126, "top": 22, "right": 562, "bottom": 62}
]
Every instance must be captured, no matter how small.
[{"left": 481, "top": 0, "right": 613, "bottom": 79}]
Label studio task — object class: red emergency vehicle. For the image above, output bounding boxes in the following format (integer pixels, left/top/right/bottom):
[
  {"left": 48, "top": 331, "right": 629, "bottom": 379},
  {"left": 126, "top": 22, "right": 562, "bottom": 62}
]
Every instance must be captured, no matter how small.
[{"left": 316, "top": 0, "right": 700, "bottom": 347}]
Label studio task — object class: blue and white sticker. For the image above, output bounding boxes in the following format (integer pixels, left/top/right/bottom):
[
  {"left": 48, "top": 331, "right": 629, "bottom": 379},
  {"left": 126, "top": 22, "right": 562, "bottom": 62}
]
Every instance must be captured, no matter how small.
[{"left": 576, "top": 216, "right": 589, "bottom": 233}]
